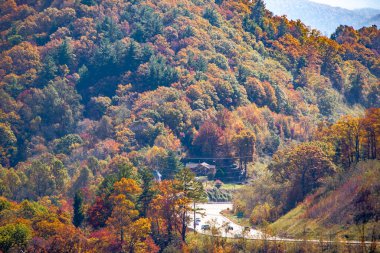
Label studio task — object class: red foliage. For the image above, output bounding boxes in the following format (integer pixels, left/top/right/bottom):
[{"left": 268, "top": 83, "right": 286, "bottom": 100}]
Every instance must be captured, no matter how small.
[{"left": 87, "top": 196, "right": 112, "bottom": 229}]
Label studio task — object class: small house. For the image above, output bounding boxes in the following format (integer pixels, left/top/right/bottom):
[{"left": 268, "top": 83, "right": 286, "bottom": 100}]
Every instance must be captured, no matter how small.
[{"left": 185, "top": 162, "right": 216, "bottom": 178}]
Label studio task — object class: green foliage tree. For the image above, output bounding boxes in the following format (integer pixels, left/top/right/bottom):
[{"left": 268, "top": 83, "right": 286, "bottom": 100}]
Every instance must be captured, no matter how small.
[
  {"left": 53, "top": 134, "right": 83, "bottom": 155},
  {"left": 97, "top": 17, "right": 122, "bottom": 42},
  {"left": 73, "top": 191, "right": 85, "bottom": 227},
  {"left": 81, "top": 0, "right": 96, "bottom": 6},
  {"left": 250, "top": 0, "right": 266, "bottom": 27},
  {"left": 0, "top": 168, "right": 23, "bottom": 200},
  {"left": 98, "top": 156, "right": 136, "bottom": 196},
  {"left": 174, "top": 167, "right": 207, "bottom": 240},
  {"left": 131, "top": 6, "right": 163, "bottom": 43},
  {"left": 51, "top": 158, "right": 68, "bottom": 192},
  {"left": 0, "top": 223, "right": 31, "bottom": 253},
  {"left": 21, "top": 78, "right": 83, "bottom": 140},
  {"left": 26, "top": 160, "right": 56, "bottom": 199},
  {"left": 57, "top": 38, "right": 74, "bottom": 66},
  {"left": 162, "top": 150, "right": 183, "bottom": 180},
  {"left": 0, "top": 123, "right": 17, "bottom": 167},
  {"left": 243, "top": 0, "right": 266, "bottom": 32},
  {"left": 40, "top": 55, "right": 58, "bottom": 83},
  {"left": 87, "top": 156, "right": 100, "bottom": 175},
  {"left": 203, "top": 8, "right": 221, "bottom": 27},
  {"left": 137, "top": 167, "right": 155, "bottom": 217},
  {"left": 188, "top": 52, "right": 208, "bottom": 72},
  {"left": 0, "top": 198, "right": 11, "bottom": 212},
  {"left": 140, "top": 55, "right": 179, "bottom": 90}
]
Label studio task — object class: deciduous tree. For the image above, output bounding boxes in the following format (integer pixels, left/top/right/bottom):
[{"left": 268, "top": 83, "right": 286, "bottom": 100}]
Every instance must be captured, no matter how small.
[{"left": 269, "top": 142, "right": 336, "bottom": 209}]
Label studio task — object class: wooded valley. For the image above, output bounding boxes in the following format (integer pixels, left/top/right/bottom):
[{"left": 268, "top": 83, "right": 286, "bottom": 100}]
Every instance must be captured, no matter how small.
[{"left": 0, "top": 0, "right": 379, "bottom": 252}]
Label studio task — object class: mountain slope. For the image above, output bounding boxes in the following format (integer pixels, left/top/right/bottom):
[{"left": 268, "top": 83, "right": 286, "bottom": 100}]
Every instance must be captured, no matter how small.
[
  {"left": 269, "top": 160, "right": 380, "bottom": 241},
  {"left": 264, "top": 0, "right": 380, "bottom": 35}
]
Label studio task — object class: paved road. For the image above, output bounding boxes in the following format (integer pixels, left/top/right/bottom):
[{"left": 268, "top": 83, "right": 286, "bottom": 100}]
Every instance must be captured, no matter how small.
[
  {"left": 191, "top": 202, "right": 378, "bottom": 245},
  {"left": 191, "top": 202, "right": 268, "bottom": 239}
]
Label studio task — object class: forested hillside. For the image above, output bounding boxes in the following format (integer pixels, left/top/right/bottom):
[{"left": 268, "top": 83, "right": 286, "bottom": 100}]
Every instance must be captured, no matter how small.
[{"left": 0, "top": 0, "right": 379, "bottom": 251}]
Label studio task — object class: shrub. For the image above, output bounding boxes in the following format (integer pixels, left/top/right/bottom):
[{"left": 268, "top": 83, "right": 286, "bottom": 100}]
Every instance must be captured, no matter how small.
[
  {"left": 250, "top": 202, "right": 272, "bottom": 225},
  {"left": 207, "top": 187, "right": 232, "bottom": 202}
]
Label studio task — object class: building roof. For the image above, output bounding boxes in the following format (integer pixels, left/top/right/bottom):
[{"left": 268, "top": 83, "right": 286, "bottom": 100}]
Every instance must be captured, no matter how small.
[
  {"left": 185, "top": 162, "right": 199, "bottom": 169},
  {"left": 185, "top": 162, "right": 216, "bottom": 169},
  {"left": 200, "top": 162, "right": 216, "bottom": 169}
]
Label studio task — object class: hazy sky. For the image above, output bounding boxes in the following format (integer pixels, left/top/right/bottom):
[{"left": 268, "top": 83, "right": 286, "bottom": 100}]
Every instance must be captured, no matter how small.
[{"left": 310, "top": 0, "right": 380, "bottom": 10}]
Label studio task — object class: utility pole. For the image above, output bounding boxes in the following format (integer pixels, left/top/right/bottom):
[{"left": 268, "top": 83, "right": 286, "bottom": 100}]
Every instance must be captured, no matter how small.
[{"left": 194, "top": 201, "right": 196, "bottom": 233}]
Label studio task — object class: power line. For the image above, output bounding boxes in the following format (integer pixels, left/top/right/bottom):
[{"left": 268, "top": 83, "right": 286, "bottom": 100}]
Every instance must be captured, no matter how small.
[
  {"left": 149, "top": 154, "right": 256, "bottom": 160},
  {"left": 184, "top": 155, "right": 255, "bottom": 160}
]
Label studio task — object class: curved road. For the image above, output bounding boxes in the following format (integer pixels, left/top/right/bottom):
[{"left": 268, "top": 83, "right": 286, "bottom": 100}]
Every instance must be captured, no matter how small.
[
  {"left": 192, "top": 203, "right": 268, "bottom": 239},
  {"left": 192, "top": 202, "right": 378, "bottom": 245}
]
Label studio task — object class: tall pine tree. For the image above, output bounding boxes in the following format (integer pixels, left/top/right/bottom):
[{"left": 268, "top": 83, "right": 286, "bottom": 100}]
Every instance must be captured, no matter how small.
[
  {"left": 137, "top": 167, "right": 155, "bottom": 217},
  {"left": 162, "top": 150, "right": 183, "bottom": 180},
  {"left": 73, "top": 191, "right": 85, "bottom": 227}
]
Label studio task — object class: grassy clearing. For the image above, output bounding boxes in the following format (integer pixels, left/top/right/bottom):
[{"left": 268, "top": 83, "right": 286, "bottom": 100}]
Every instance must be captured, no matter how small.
[
  {"left": 220, "top": 183, "right": 245, "bottom": 190},
  {"left": 269, "top": 204, "right": 329, "bottom": 239},
  {"left": 203, "top": 181, "right": 245, "bottom": 191}
]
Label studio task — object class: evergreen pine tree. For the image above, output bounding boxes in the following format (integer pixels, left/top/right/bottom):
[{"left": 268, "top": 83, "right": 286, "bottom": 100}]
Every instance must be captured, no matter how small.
[
  {"left": 137, "top": 167, "right": 155, "bottom": 217},
  {"left": 251, "top": 0, "right": 266, "bottom": 27},
  {"left": 162, "top": 150, "right": 183, "bottom": 180},
  {"left": 73, "top": 191, "right": 84, "bottom": 227},
  {"left": 57, "top": 39, "right": 74, "bottom": 66}
]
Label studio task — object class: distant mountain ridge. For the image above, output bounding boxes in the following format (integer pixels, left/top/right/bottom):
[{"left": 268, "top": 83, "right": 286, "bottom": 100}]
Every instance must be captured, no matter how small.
[{"left": 264, "top": 0, "right": 380, "bottom": 35}]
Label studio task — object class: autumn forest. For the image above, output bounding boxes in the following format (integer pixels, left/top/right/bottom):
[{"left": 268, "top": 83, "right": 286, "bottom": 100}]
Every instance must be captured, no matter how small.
[{"left": 0, "top": 0, "right": 379, "bottom": 252}]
